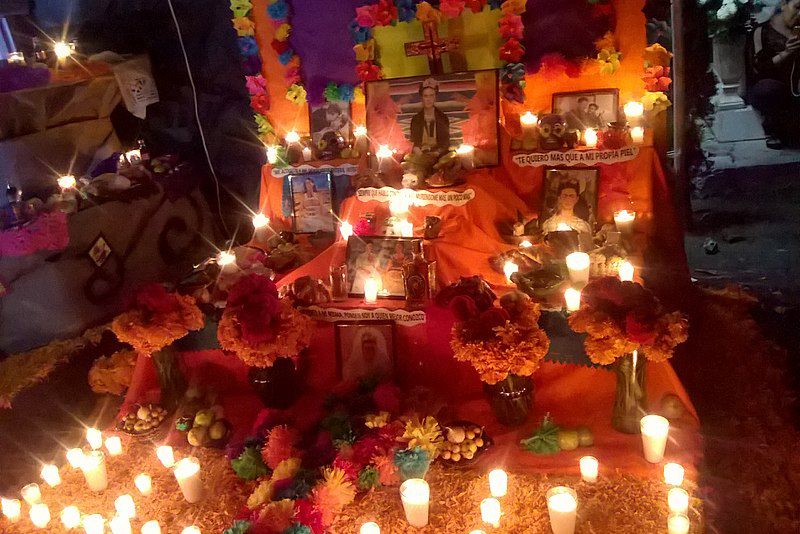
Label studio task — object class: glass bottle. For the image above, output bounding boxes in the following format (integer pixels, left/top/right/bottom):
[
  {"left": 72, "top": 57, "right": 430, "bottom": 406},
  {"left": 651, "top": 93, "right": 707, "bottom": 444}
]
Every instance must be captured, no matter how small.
[{"left": 403, "top": 240, "right": 435, "bottom": 310}]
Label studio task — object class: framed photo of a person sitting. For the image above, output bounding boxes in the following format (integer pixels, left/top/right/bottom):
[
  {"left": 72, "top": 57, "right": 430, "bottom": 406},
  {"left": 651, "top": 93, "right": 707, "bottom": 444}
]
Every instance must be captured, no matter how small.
[
  {"left": 552, "top": 89, "right": 619, "bottom": 132},
  {"left": 335, "top": 321, "right": 395, "bottom": 383},
  {"left": 345, "top": 236, "right": 416, "bottom": 298},
  {"left": 540, "top": 167, "right": 599, "bottom": 237},
  {"left": 364, "top": 70, "right": 500, "bottom": 167},
  {"left": 289, "top": 172, "right": 335, "bottom": 234}
]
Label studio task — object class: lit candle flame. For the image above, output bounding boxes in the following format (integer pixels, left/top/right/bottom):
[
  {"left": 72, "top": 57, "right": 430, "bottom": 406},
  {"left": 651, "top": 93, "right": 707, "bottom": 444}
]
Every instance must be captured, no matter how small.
[
  {"left": 252, "top": 213, "right": 269, "bottom": 229},
  {"left": 520, "top": 111, "right": 538, "bottom": 126},
  {"left": 54, "top": 41, "right": 71, "bottom": 59},
  {"left": 354, "top": 125, "right": 367, "bottom": 137},
  {"left": 376, "top": 145, "right": 393, "bottom": 159},
  {"left": 58, "top": 175, "right": 76, "bottom": 190},
  {"left": 284, "top": 131, "right": 301, "bottom": 144}
]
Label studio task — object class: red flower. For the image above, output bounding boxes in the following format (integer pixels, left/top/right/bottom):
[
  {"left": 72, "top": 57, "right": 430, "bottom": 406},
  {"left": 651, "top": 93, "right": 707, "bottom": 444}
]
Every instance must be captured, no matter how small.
[
  {"left": 439, "top": 0, "right": 465, "bottom": 18},
  {"left": 353, "top": 217, "right": 374, "bottom": 236},
  {"left": 465, "top": 0, "right": 487, "bottom": 13},
  {"left": 373, "top": 0, "right": 397, "bottom": 26},
  {"left": 332, "top": 456, "right": 361, "bottom": 480},
  {"left": 227, "top": 274, "right": 281, "bottom": 345},
  {"left": 132, "top": 283, "right": 180, "bottom": 316},
  {"left": 499, "top": 14, "right": 524, "bottom": 39},
  {"left": 294, "top": 499, "right": 325, "bottom": 534},
  {"left": 499, "top": 38, "right": 525, "bottom": 62},
  {"left": 450, "top": 295, "right": 479, "bottom": 322},
  {"left": 642, "top": 66, "right": 672, "bottom": 91},
  {"left": 537, "top": 53, "right": 582, "bottom": 80},
  {"left": 271, "top": 39, "right": 289, "bottom": 54},
  {"left": 356, "top": 61, "right": 382, "bottom": 82},
  {"left": 250, "top": 93, "right": 270, "bottom": 115},
  {"left": 625, "top": 311, "right": 657, "bottom": 345},
  {"left": 355, "top": 5, "right": 377, "bottom": 27},
  {"left": 501, "top": 82, "right": 525, "bottom": 103}
]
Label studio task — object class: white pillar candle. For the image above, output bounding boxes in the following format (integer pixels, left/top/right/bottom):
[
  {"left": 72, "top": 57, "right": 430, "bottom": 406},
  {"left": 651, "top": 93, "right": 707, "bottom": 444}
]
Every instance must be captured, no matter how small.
[
  {"left": 135, "top": 474, "right": 152, "bottom": 496},
  {"left": 546, "top": 487, "right": 577, "bottom": 534},
  {"left": 631, "top": 126, "right": 644, "bottom": 144},
  {"left": 2, "top": 498, "right": 21, "bottom": 522},
  {"left": 61, "top": 506, "right": 81, "bottom": 529},
  {"left": 668, "top": 488, "right": 689, "bottom": 514},
  {"left": 618, "top": 261, "right": 634, "bottom": 282},
  {"left": 624, "top": 101, "right": 644, "bottom": 121},
  {"left": 21, "top": 483, "right": 41, "bottom": 504},
  {"left": 566, "top": 252, "right": 590, "bottom": 286},
  {"left": 397, "top": 219, "right": 413, "bottom": 238},
  {"left": 82, "top": 514, "right": 105, "bottom": 534},
  {"left": 399, "top": 478, "right": 429, "bottom": 528},
  {"left": 156, "top": 446, "right": 175, "bottom": 468},
  {"left": 141, "top": 520, "right": 161, "bottom": 534},
  {"left": 174, "top": 457, "right": 204, "bottom": 503},
  {"left": 266, "top": 145, "right": 279, "bottom": 164},
  {"left": 80, "top": 450, "right": 108, "bottom": 492},
  {"left": 564, "top": 288, "right": 581, "bottom": 312},
  {"left": 584, "top": 128, "right": 598, "bottom": 148},
  {"left": 640, "top": 415, "right": 670, "bottom": 463},
  {"left": 488, "top": 469, "right": 507, "bottom": 498},
  {"left": 115, "top": 494, "right": 136, "bottom": 518},
  {"left": 110, "top": 516, "right": 132, "bottom": 534},
  {"left": 339, "top": 221, "right": 354, "bottom": 241},
  {"left": 456, "top": 144, "right": 475, "bottom": 170},
  {"left": 29, "top": 503, "right": 50, "bottom": 528},
  {"left": 86, "top": 428, "right": 103, "bottom": 450},
  {"left": 364, "top": 277, "right": 379, "bottom": 304},
  {"left": 181, "top": 527, "right": 201, "bottom": 534},
  {"left": 41, "top": 464, "right": 61, "bottom": 487},
  {"left": 503, "top": 261, "right": 519, "bottom": 283},
  {"left": 664, "top": 463, "right": 685, "bottom": 486},
  {"left": 613, "top": 210, "right": 636, "bottom": 236},
  {"left": 667, "top": 513, "right": 690, "bottom": 534},
  {"left": 480, "top": 498, "right": 501, "bottom": 528},
  {"left": 302, "top": 147, "right": 313, "bottom": 161},
  {"left": 66, "top": 448, "right": 84, "bottom": 469},
  {"left": 360, "top": 522, "right": 380, "bottom": 534},
  {"left": 105, "top": 436, "right": 123, "bottom": 456},
  {"left": 579, "top": 456, "right": 599, "bottom": 483}
]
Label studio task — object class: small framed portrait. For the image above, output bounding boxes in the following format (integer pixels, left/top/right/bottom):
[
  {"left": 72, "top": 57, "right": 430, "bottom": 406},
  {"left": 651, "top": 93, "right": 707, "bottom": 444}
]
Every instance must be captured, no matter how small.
[
  {"left": 335, "top": 320, "right": 395, "bottom": 383},
  {"left": 365, "top": 70, "right": 500, "bottom": 166},
  {"left": 552, "top": 89, "right": 619, "bottom": 132},
  {"left": 289, "top": 172, "right": 335, "bottom": 234},
  {"left": 540, "top": 167, "right": 600, "bottom": 236},
  {"left": 309, "top": 101, "right": 351, "bottom": 151},
  {"left": 88, "top": 233, "right": 113, "bottom": 267},
  {"left": 346, "top": 236, "right": 417, "bottom": 298}
]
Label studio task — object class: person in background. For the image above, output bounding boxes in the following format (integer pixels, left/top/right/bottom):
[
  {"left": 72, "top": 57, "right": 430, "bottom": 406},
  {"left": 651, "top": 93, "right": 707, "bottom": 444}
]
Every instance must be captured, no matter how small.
[{"left": 749, "top": 0, "right": 800, "bottom": 149}]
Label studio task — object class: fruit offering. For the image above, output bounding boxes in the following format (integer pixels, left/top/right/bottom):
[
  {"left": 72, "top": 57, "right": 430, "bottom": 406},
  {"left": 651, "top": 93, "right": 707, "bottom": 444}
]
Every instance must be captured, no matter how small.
[
  {"left": 117, "top": 404, "right": 167, "bottom": 435},
  {"left": 177, "top": 404, "right": 231, "bottom": 448},
  {"left": 439, "top": 421, "right": 491, "bottom": 465}
]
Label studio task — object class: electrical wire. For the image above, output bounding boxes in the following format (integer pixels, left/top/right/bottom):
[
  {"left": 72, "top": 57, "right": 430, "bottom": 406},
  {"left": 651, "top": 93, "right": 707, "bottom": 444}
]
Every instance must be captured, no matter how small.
[{"left": 166, "top": 0, "right": 230, "bottom": 234}]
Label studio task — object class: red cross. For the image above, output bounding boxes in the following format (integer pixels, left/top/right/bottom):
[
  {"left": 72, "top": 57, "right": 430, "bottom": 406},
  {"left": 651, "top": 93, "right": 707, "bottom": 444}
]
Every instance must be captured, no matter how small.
[{"left": 404, "top": 22, "right": 460, "bottom": 75}]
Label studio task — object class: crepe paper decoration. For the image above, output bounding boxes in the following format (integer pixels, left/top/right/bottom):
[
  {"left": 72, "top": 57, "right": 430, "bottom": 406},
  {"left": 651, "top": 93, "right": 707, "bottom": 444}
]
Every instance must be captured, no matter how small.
[
  {"left": 440, "top": 0, "right": 466, "bottom": 18},
  {"left": 466, "top": 0, "right": 488, "bottom": 13},
  {"left": 232, "top": 16, "right": 255, "bottom": 36},
  {"left": 356, "top": 4, "right": 378, "bottom": 27},
  {"left": 285, "top": 64, "right": 302, "bottom": 85},
  {"left": 238, "top": 36, "right": 259, "bottom": 56},
  {"left": 393, "top": 447, "right": 431, "bottom": 481},
  {"left": 349, "top": 20, "right": 373, "bottom": 43},
  {"left": 536, "top": 53, "right": 583, "bottom": 79},
  {"left": 499, "top": 13, "right": 523, "bottom": 39},
  {"left": 230, "top": 0, "right": 252, "bottom": 18},
  {"left": 416, "top": 1, "right": 442, "bottom": 23},
  {"left": 373, "top": 0, "right": 398, "bottom": 26},
  {"left": 263, "top": 425, "right": 299, "bottom": 469},
  {"left": 642, "top": 91, "right": 672, "bottom": 115},
  {"left": 223, "top": 520, "right": 252, "bottom": 534},
  {"left": 643, "top": 66, "right": 672, "bottom": 92},
  {"left": 357, "top": 466, "right": 381, "bottom": 490},
  {"left": 233, "top": 446, "right": 269, "bottom": 480},
  {"left": 643, "top": 43, "right": 673, "bottom": 67},
  {"left": 594, "top": 30, "right": 616, "bottom": 52},
  {"left": 275, "top": 22, "right": 291, "bottom": 41},
  {"left": 255, "top": 113, "right": 274, "bottom": 136},
  {"left": 356, "top": 61, "right": 382, "bottom": 82},
  {"left": 279, "top": 49, "right": 295, "bottom": 65},
  {"left": 397, "top": 0, "right": 417, "bottom": 22},
  {"left": 323, "top": 83, "right": 341, "bottom": 102},
  {"left": 267, "top": 0, "right": 289, "bottom": 21},
  {"left": 501, "top": 0, "right": 526, "bottom": 16},
  {"left": 597, "top": 47, "right": 621, "bottom": 76},
  {"left": 283, "top": 523, "right": 313, "bottom": 534},
  {"left": 499, "top": 37, "right": 525, "bottom": 62},
  {"left": 461, "top": 91, "right": 499, "bottom": 147},
  {"left": 338, "top": 83, "right": 355, "bottom": 102},
  {"left": 353, "top": 40, "right": 375, "bottom": 62},
  {"left": 246, "top": 74, "right": 267, "bottom": 95},
  {"left": 251, "top": 93, "right": 271, "bottom": 115}
]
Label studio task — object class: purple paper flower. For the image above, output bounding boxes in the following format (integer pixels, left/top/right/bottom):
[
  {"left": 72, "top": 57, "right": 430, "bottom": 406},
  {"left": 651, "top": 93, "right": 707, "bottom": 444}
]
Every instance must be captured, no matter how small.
[
  {"left": 278, "top": 49, "right": 294, "bottom": 65},
  {"left": 237, "top": 36, "right": 258, "bottom": 56},
  {"left": 267, "top": 0, "right": 289, "bottom": 21},
  {"left": 349, "top": 20, "right": 372, "bottom": 44}
]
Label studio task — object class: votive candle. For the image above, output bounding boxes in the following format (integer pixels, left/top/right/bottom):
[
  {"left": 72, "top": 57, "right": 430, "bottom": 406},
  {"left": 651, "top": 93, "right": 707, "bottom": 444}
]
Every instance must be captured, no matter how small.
[
  {"left": 399, "top": 478, "right": 429, "bottom": 528},
  {"left": 174, "top": 457, "right": 204, "bottom": 503},
  {"left": 667, "top": 513, "right": 690, "bottom": 534},
  {"left": 181, "top": 527, "right": 201, "bottom": 534},
  {"left": 364, "top": 277, "right": 379, "bottom": 304},
  {"left": 82, "top": 514, "right": 104, "bottom": 534},
  {"left": 135, "top": 474, "right": 152, "bottom": 495},
  {"left": 397, "top": 219, "right": 413, "bottom": 238},
  {"left": 266, "top": 145, "right": 278, "bottom": 164},
  {"left": 302, "top": 146, "right": 313, "bottom": 162},
  {"left": 29, "top": 503, "right": 50, "bottom": 528},
  {"left": 624, "top": 101, "right": 644, "bottom": 120},
  {"left": 61, "top": 505, "right": 81, "bottom": 529},
  {"left": 469, "top": 531, "right": 487, "bottom": 534},
  {"left": 41, "top": 464, "right": 61, "bottom": 487},
  {"left": 664, "top": 463, "right": 685, "bottom": 486},
  {"left": 2, "top": 498, "right": 21, "bottom": 522},
  {"left": 80, "top": 450, "right": 108, "bottom": 492},
  {"left": 360, "top": 522, "right": 380, "bottom": 534},
  {"left": 618, "top": 260, "right": 634, "bottom": 282},
  {"left": 564, "top": 287, "right": 581, "bottom": 312},
  {"left": 480, "top": 498, "right": 501, "bottom": 528},
  {"left": 110, "top": 516, "right": 132, "bottom": 534},
  {"left": 546, "top": 487, "right": 577, "bottom": 534},
  {"left": 66, "top": 448, "right": 84, "bottom": 468},
  {"left": 488, "top": 469, "right": 507, "bottom": 498},
  {"left": 640, "top": 415, "right": 670, "bottom": 463},
  {"left": 21, "top": 483, "right": 41, "bottom": 504},
  {"left": 284, "top": 131, "right": 300, "bottom": 144},
  {"left": 115, "top": 494, "right": 136, "bottom": 518},
  {"left": 339, "top": 221, "right": 353, "bottom": 241},
  {"left": 156, "top": 446, "right": 175, "bottom": 468},
  {"left": 579, "top": 456, "right": 599, "bottom": 483},
  {"left": 584, "top": 128, "right": 598, "bottom": 148},
  {"left": 613, "top": 210, "right": 636, "bottom": 236},
  {"left": 105, "top": 436, "right": 123, "bottom": 456},
  {"left": 456, "top": 143, "right": 475, "bottom": 170},
  {"left": 503, "top": 261, "right": 519, "bottom": 284},
  {"left": 631, "top": 126, "right": 644, "bottom": 144},
  {"left": 668, "top": 488, "right": 689, "bottom": 514},
  {"left": 566, "top": 252, "right": 590, "bottom": 286},
  {"left": 86, "top": 428, "right": 103, "bottom": 450},
  {"left": 141, "top": 520, "right": 161, "bottom": 534}
]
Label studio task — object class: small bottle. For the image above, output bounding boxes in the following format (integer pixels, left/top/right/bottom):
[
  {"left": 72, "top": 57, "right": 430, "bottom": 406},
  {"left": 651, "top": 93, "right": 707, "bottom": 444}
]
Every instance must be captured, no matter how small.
[
  {"left": 137, "top": 138, "right": 151, "bottom": 161},
  {"left": 403, "top": 240, "right": 436, "bottom": 310}
]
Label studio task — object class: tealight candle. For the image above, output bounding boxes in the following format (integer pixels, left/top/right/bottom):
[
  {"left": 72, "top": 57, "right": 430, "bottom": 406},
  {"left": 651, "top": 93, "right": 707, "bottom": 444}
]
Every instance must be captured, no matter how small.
[
  {"left": 360, "top": 522, "right": 380, "bottom": 534},
  {"left": 488, "top": 469, "right": 507, "bottom": 498},
  {"left": 115, "top": 494, "right": 136, "bottom": 518},
  {"left": 640, "top": 415, "right": 670, "bottom": 463},
  {"left": 82, "top": 514, "right": 105, "bottom": 534},
  {"left": 564, "top": 287, "right": 581, "bottom": 312},
  {"left": 480, "top": 498, "right": 501, "bottom": 527},
  {"left": 110, "top": 516, "right": 132, "bottom": 534},
  {"left": 668, "top": 488, "right": 689, "bottom": 514},
  {"left": 266, "top": 145, "right": 279, "bottom": 164},
  {"left": 217, "top": 251, "right": 237, "bottom": 274},
  {"left": 174, "top": 457, "right": 204, "bottom": 503},
  {"left": 21, "top": 483, "right": 41, "bottom": 504},
  {"left": 41, "top": 464, "right": 61, "bottom": 487},
  {"left": 566, "top": 252, "right": 590, "bottom": 286},
  {"left": 579, "top": 456, "right": 599, "bottom": 483},
  {"left": 252, "top": 213, "right": 270, "bottom": 242},
  {"left": 86, "top": 428, "right": 103, "bottom": 450},
  {"left": 135, "top": 474, "right": 152, "bottom": 495},
  {"left": 503, "top": 261, "right": 519, "bottom": 283},
  {"left": 61, "top": 506, "right": 81, "bottom": 529},
  {"left": 584, "top": 128, "right": 598, "bottom": 148},
  {"left": 624, "top": 101, "right": 644, "bottom": 120},
  {"left": 302, "top": 146, "right": 313, "bottom": 161},
  {"left": 520, "top": 111, "right": 538, "bottom": 128},
  {"left": 456, "top": 143, "right": 475, "bottom": 170},
  {"left": 376, "top": 145, "right": 393, "bottom": 159},
  {"left": 546, "top": 487, "right": 577, "bottom": 534},
  {"left": 285, "top": 131, "right": 301, "bottom": 144},
  {"left": 106, "top": 436, "right": 123, "bottom": 456},
  {"left": 66, "top": 448, "right": 84, "bottom": 468},
  {"left": 618, "top": 260, "right": 634, "bottom": 282},
  {"left": 156, "top": 445, "right": 175, "bottom": 468},
  {"left": 2, "top": 498, "right": 21, "bottom": 522},
  {"left": 664, "top": 463, "right": 685, "bottom": 486},
  {"left": 54, "top": 41, "right": 71, "bottom": 59},
  {"left": 613, "top": 210, "right": 636, "bottom": 236},
  {"left": 181, "top": 527, "right": 201, "bottom": 534},
  {"left": 399, "top": 478, "right": 429, "bottom": 528},
  {"left": 30, "top": 503, "right": 50, "bottom": 528},
  {"left": 389, "top": 196, "right": 410, "bottom": 217},
  {"left": 364, "top": 277, "right": 379, "bottom": 304},
  {"left": 80, "top": 450, "right": 108, "bottom": 492},
  {"left": 667, "top": 513, "right": 690, "bottom": 534},
  {"left": 141, "top": 520, "right": 161, "bottom": 534},
  {"left": 631, "top": 126, "right": 644, "bottom": 144},
  {"left": 397, "top": 219, "right": 413, "bottom": 238},
  {"left": 340, "top": 221, "right": 353, "bottom": 241},
  {"left": 354, "top": 125, "right": 367, "bottom": 138},
  {"left": 58, "top": 175, "right": 77, "bottom": 190}
]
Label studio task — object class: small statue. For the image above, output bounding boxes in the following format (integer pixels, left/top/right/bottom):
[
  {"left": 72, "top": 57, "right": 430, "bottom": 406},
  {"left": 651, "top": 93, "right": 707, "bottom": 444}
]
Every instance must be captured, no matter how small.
[{"left": 537, "top": 114, "right": 568, "bottom": 151}]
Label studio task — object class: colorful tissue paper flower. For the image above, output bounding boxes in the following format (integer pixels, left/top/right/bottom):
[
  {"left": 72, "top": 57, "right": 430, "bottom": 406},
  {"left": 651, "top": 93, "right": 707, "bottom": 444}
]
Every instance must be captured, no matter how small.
[
  {"left": 502, "top": 82, "right": 525, "bottom": 103},
  {"left": 357, "top": 61, "right": 382, "bottom": 82},
  {"left": 254, "top": 113, "right": 274, "bottom": 137},
  {"left": 440, "top": 0, "right": 466, "bottom": 17},
  {"left": 501, "top": 0, "right": 526, "bottom": 16},
  {"left": 500, "top": 62, "right": 525, "bottom": 83},
  {"left": 279, "top": 49, "right": 295, "bottom": 65},
  {"left": 232, "top": 16, "right": 255, "bottom": 36},
  {"left": 272, "top": 457, "right": 302, "bottom": 481},
  {"left": 338, "top": 84, "right": 355, "bottom": 102},
  {"left": 594, "top": 31, "right": 615, "bottom": 52},
  {"left": 241, "top": 54, "right": 262, "bottom": 76},
  {"left": 394, "top": 447, "right": 432, "bottom": 480},
  {"left": 311, "top": 468, "right": 356, "bottom": 526},
  {"left": 642, "top": 91, "right": 671, "bottom": 114},
  {"left": 373, "top": 0, "right": 398, "bottom": 25},
  {"left": 416, "top": 1, "right": 442, "bottom": 23},
  {"left": 349, "top": 20, "right": 372, "bottom": 43},
  {"left": 275, "top": 23, "right": 291, "bottom": 41},
  {"left": 396, "top": 0, "right": 417, "bottom": 22},
  {"left": 246, "top": 74, "right": 267, "bottom": 95},
  {"left": 233, "top": 446, "right": 269, "bottom": 480},
  {"left": 355, "top": 5, "right": 378, "bottom": 27},
  {"left": 247, "top": 479, "right": 274, "bottom": 509},
  {"left": 294, "top": 499, "right": 324, "bottom": 534},
  {"left": 365, "top": 411, "right": 391, "bottom": 428},
  {"left": 230, "top": 0, "right": 252, "bottom": 18},
  {"left": 643, "top": 66, "right": 672, "bottom": 91},
  {"left": 267, "top": 0, "right": 289, "bottom": 21},
  {"left": 643, "top": 43, "right": 673, "bottom": 67},
  {"left": 251, "top": 93, "right": 271, "bottom": 115},
  {"left": 466, "top": 0, "right": 488, "bottom": 13},
  {"left": 283, "top": 524, "right": 312, "bottom": 534},
  {"left": 285, "top": 68, "right": 301, "bottom": 86},
  {"left": 499, "top": 38, "right": 525, "bottom": 62},
  {"left": 354, "top": 85, "right": 365, "bottom": 103},
  {"left": 323, "top": 83, "right": 341, "bottom": 102},
  {"left": 499, "top": 14, "right": 524, "bottom": 39},
  {"left": 353, "top": 39, "right": 375, "bottom": 62},
  {"left": 597, "top": 48, "right": 621, "bottom": 75},
  {"left": 271, "top": 38, "right": 289, "bottom": 55},
  {"left": 357, "top": 466, "right": 380, "bottom": 490},
  {"left": 238, "top": 36, "right": 259, "bottom": 56},
  {"left": 254, "top": 500, "right": 294, "bottom": 533},
  {"left": 372, "top": 454, "right": 401, "bottom": 486},
  {"left": 537, "top": 53, "right": 582, "bottom": 79},
  {"left": 263, "top": 425, "right": 299, "bottom": 469}
]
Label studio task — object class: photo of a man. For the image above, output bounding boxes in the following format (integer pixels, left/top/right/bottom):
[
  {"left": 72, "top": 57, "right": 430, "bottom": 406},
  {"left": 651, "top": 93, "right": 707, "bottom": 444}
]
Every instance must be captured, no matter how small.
[
  {"left": 310, "top": 102, "right": 351, "bottom": 146},
  {"left": 553, "top": 89, "right": 619, "bottom": 132}
]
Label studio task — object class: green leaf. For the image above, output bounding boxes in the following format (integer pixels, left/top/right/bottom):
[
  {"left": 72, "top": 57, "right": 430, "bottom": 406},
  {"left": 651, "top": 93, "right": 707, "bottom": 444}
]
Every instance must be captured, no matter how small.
[{"left": 519, "top": 414, "right": 561, "bottom": 455}]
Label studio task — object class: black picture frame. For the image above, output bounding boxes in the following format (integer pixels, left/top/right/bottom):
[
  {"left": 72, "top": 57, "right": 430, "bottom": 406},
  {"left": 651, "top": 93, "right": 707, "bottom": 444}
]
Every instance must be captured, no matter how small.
[
  {"left": 552, "top": 88, "right": 620, "bottom": 132},
  {"left": 345, "top": 235, "right": 418, "bottom": 299},
  {"left": 540, "top": 167, "right": 600, "bottom": 237},
  {"left": 308, "top": 100, "right": 353, "bottom": 158},
  {"left": 288, "top": 171, "right": 336, "bottom": 234},
  {"left": 334, "top": 320, "right": 395, "bottom": 383}
]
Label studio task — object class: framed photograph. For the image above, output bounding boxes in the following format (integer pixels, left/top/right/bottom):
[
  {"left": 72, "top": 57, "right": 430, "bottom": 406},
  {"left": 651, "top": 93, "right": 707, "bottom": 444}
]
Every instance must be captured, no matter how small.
[
  {"left": 88, "top": 233, "right": 113, "bottom": 267},
  {"left": 540, "top": 167, "right": 600, "bottom": 236},
  {"left": 309, "top": 101, "right": 352, "bottom": 148},
  {"left": 289, "top": 172, "right": 335, "bottom": 234},
  {"left": 346, "top": 236, "right": 417, "bottom": 298},
  {"left": 552, "top": 89, "right": 619, "bottom": 132},
  {"left": 335, "top": 321, "right": 395, "bottom": 383},
  {"left": 365, "top": 69, "right": 499, "bottom": 166}
]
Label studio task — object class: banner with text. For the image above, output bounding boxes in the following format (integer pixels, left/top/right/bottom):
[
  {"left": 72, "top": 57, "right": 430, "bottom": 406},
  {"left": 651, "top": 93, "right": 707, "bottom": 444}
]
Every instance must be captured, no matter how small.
[
  {"left": 271, "top": 163, "right": 359, "bottom": 177},
  {"left": 512, "top": 146, "right": 640, "bottom": 167},
  {"left": 356, "top": 187, "right": 475, "bottom": 207},
  {"left": 301, "top": 306, "right": 426, "bottom": 326}
]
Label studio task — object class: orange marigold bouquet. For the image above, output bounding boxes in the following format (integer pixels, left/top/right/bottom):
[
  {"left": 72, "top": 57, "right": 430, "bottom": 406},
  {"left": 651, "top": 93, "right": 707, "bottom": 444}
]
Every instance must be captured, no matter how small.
[
  {"left": 568, "top": 277, "right": 689, "bottom": 365},
  {"left": 217, "top": 273, "right": 312, "bottom": 367},
  {"left": 450, "top": 291, "right": 550, "bottom": 384},
  {"left": 112, "top": 284, "right": 204, "bottom": 355}
]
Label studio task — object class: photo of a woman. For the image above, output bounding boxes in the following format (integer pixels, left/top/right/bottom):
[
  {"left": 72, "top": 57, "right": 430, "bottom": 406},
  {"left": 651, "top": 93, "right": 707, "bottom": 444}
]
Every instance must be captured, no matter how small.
[
  {"left": 290, "top": 173, "right": 334, "bottom": 233},
  {"left": 350, "top": 241, "right": 382, "bottom": 294},
  {"left": 409, "top": 78, "right": 450, "bottom": 154},
  {"left": 337, "top": 322, "right": 394, "bottom": 382},
  {"left": 540, "top": 169, "right": 599, "bottom": 238},
  {"left": 383, "top": 241, "right": 410, "bottom": 295}
]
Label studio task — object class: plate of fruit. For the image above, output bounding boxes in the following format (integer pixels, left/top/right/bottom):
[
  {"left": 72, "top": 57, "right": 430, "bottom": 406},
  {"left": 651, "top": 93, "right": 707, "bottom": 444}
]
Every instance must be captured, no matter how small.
[
  {"left": 176, "top": 405, "right": 232, "bottom": 448},
  {"left": 117, "top": 404, "right": 169, "bottom": 438},
  {"left": 439, "top": 420, "right": 493, "bottom": 467}
]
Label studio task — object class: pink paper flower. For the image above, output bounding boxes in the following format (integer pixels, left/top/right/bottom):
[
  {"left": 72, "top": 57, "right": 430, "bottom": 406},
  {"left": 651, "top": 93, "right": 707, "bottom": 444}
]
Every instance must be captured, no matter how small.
[
  {"left": 355, "top": 5, "right": 377, "bottom": 27},
  {"left": 499, "top": 14, "right": 523, "bottom": 39},
  {"left": 439, "top": 0, "right": 465, "bottom": 18},
  {"left": 246, "top": 75, "right": 267, "bottom": 95},
  {"left": 499, "top": 38, "right": 524, "bottom": 62}
]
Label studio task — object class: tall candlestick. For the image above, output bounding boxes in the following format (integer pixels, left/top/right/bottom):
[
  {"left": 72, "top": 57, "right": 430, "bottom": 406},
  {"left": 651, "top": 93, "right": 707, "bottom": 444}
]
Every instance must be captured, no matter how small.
[
  {"left": 60, "top": 505, "right": 81, "bottom": 529},
  {"left": 115, "top": 494, "right": 136, "bottom": 518},
  {"left": 29, "top": 503, "right": 50, "bottom": 528},
  {"left": 400, "top": 479, "right": 429, "bottom": 528},
  {"left": 503, "top": 261, "right": 519, "bottom": 284},
  {"left": 106, "top": 436, "right": 123, "bottom": 456},
  {"left": 480, "top": 498, "right": 501, "bottom": 528},
  {"left": 86, "top": 428, "right": 103, "bottom": 450},
  {"left": 664, "top": 463, "right": 685, "bottom": 486},
  {"left": 21, "top": 483, "right": 41, "bottom": 505},
  {"left": 66, "top": 448, "right": 84, "bottom": 469},
  {"left": 135, "top": 474, "right": 152, "bottom": 495},
  {"left": 2, "top": 498, "right": 21, "bottom": 522},
  {"left": 546, "top": 487, "right": 578, "bottom": 534},
  {"left": 360, "top": 522, "right": 380, "bottom": 534},
  {"left": 566, "top": 252, "right": 590, "bottom": 286},
  {"left": 156, "top": 446, "right": 175, "bottom": 468},
  {"left": 488, "top": 469, "right": 507, "bottom": 498},
  {"left": 80, "top": 450, "right": 108, "bottom": 492},
  {"left": 174, "top": 457, "right": 204, "bottom": 503},
  {"left": 564, "top": 287, "right": 581, "bottom": 312},
  {"left": 579, "top": 456, "right": 599, "bottom": 483},
  {"left": 667, "top": 513, "right": 690, "bottom": 534},
  {"left": 618, "top": 261, "right": 634, "bottom": 282},
  {"left": 613, "top": 210, "right": 636, "bottom": 236},
  {"left": 364, "top": 277, "right": 379, "bottom": 304},
  {"left": 584, "top": 128, "right": 598, "bottom": 148},
  {"left": 668, "top": 488, "right": 689, "bottom": 514},
  {"left": 82, "top": 514, "right": 104, "bottom": 534},
  {"left": 640, "top": 415, "right": 670, "bottom": 463},
  {"left": 141, "top": 520, "right": 162, "bottom": 534},
  {"left": 41, "top": 464, "right": 61, "bottom": 487},
  {"left": 110, "top": 516, "right": 132, "bottom": 534}
]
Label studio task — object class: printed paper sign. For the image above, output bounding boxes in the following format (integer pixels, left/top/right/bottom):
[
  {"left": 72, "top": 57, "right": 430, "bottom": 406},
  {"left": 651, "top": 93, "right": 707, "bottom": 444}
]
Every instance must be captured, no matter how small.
[
  {"left": 512, "top": 146, "right": 640, "bottom": 167},
  {"left": 356, "top": 187, "right": 475, "bottom": 207},
  {"left": 301, "top": 306, "right": 426, "bottom": 326},
  {"left": 271, "top": 163, "right": 359, "bottom": 177}
]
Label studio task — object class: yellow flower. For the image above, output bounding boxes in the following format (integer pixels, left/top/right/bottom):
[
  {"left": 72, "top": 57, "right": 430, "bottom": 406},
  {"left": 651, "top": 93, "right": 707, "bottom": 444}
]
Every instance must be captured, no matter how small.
[
  {"left": 643, "top": 43, "right": 672, "bottom": 68},
  {"left": 232, "top": 16, "right": 255, "bottom": 36},
  {"left": 597, "top": 48, "right": 621, "bottom": 76},
  {"left": 272, "top": 457, "right": 301, "bottom": 480},
  {"left": 402, "top": 415, "right": 443, "bottom": 459},
  {"left": 365, "top": 411, "right": 391, "bottom": 428},
  {"left": 353, "top": 86, "right": 365, "bottom": 103},
  {"left": 274, "top": 23, "right": 291, "bottom": 42},
  {"left": 501, "top": 0, "right": 526, "bottom": 16},
  {"left": 353, "top": 39, "right": 375, "bottom": 62},
  {"left": 285, "top": 84, "right": 307, "bottom": 105},
  {"left": 416, "top": 1, "right": 441, "bottom": 23},
  {"left": 641, "top": 91, "right": 671, "bottom": 114},
  {"left": 594, "top": 31, "right": 615, "bottom": 52},
  {"left": 247, "top": 479, "right": 273, "bottom": 509}
]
